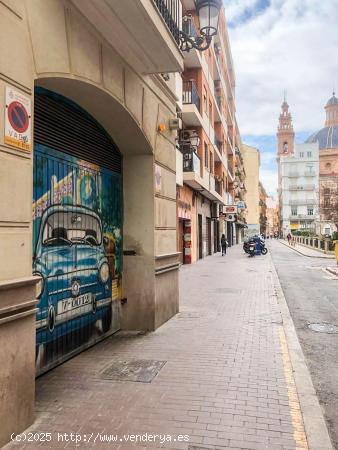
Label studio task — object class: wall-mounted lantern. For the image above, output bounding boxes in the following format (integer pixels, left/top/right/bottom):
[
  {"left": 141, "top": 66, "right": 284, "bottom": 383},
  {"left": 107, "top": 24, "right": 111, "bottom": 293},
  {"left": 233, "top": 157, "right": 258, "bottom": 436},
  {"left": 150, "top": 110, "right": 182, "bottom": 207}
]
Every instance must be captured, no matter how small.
[{"left": 180, "top": 0, "right": 222, "bottom": 52}]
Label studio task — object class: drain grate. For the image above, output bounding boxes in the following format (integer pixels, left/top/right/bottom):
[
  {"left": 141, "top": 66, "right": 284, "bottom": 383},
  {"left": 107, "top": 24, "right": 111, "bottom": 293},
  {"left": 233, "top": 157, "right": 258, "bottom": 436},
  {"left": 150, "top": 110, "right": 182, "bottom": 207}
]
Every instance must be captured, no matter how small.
[
  {"left": 100, "top": 359, "right": 166, "bottom": 383},
  {"left": 308, "top": 323, "right": 338, "bottom": 334}
]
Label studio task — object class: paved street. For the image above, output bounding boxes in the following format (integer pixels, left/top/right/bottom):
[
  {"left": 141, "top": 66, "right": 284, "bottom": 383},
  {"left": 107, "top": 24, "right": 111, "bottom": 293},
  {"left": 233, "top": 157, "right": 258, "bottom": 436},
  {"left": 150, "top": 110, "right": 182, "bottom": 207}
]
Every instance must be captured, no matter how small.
[
  {"left": 6, "top": 245, "right": 323, "bottom": 450},
  {"left": 270, "top": 240, "right": 338, "bottom": 449}
]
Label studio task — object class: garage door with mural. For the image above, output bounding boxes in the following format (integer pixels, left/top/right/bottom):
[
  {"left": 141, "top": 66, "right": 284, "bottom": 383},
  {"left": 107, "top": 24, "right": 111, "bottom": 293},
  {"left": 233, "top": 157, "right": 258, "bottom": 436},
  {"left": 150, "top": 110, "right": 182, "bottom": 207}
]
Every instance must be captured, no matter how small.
[{"left": 33, "top": 88, "right": 122, "bottom": 374}]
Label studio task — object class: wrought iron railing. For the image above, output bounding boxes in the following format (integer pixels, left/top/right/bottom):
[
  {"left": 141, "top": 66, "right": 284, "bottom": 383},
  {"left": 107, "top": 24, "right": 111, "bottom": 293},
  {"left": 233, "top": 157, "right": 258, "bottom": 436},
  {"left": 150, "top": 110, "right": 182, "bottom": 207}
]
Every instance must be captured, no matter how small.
[
  {"left": 215, "top": 138, "right": 222, "bottom": 153},
  {"left": 183, "top": 80, "right": 201, "bottom": 112},
  {"left": 153, "top": 0, "right": 181, "bottom": 45},
  {"left": 215, "top": 179, "right": 222, "bottom": 195}
]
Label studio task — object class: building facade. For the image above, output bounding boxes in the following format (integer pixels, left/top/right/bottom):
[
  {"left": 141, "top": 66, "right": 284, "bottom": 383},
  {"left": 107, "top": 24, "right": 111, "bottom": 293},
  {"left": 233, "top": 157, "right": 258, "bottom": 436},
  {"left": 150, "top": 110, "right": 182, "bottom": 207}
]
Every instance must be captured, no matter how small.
[
  {"left": 242, "top": 144, "right": 260, "bottom": 237},
  {"left": 277, "top": 94, "right": 338, "bottom": 236},
  {"left": 306, "top": 93, "right": 338, "bottom": 235},
  {"left": 266, "top": 197, "right": 279, "bottom": 237},
  {"left": 0, "top": 0, "right": 186, "bottom": 444},
  {"left": 279, "top": 143, "right": 320, "bottom": 236},
  {"left": 259, "top": 182, "right": 268, "bottom": 236},
  {"left": 176, "top": 1, "right": 245, "bottom": 263}
]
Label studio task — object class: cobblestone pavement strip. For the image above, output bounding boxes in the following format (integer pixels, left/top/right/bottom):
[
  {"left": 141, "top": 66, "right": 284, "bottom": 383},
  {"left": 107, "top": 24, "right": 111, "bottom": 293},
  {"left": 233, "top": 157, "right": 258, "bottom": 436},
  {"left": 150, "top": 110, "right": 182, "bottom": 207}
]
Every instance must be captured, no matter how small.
[{"left": 6, "top": 246, "right": 313, "bottom": 450}]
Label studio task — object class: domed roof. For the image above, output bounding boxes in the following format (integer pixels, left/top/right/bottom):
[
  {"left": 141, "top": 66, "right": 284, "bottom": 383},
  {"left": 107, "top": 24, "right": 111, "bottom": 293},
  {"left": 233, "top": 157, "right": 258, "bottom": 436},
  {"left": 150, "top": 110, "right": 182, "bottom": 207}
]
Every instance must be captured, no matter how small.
[
  {"left": 305, "top": 125, "right": 338, "bottom": 149},
  {"left": 326, "top": 92, "right": 338, "bottom": 106}
]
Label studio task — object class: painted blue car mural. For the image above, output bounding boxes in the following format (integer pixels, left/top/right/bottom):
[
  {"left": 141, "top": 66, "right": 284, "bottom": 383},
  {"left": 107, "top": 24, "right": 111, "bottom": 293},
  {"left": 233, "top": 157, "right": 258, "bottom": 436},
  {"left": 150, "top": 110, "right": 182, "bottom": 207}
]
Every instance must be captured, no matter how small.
[{"left": 34, "top": 204, "right": 113, "bottom": 348}]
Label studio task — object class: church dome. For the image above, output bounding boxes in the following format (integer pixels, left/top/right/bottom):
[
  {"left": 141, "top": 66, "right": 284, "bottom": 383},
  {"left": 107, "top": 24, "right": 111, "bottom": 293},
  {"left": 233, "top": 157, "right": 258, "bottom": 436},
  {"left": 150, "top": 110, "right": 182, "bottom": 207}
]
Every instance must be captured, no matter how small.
[
  {"left": 305, "top": 126, "right": 338, "bottom": 149},
  {"left": 305, "top": 92, "right": 338, "bottom": 148}
]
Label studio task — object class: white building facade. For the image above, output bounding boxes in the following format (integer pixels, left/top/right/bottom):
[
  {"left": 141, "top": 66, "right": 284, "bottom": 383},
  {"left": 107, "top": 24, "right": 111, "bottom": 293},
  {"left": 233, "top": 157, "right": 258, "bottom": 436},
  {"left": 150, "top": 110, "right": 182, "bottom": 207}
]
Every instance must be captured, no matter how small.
[{"left": 280, "top": 143, "right": 320, "bottom": 235}]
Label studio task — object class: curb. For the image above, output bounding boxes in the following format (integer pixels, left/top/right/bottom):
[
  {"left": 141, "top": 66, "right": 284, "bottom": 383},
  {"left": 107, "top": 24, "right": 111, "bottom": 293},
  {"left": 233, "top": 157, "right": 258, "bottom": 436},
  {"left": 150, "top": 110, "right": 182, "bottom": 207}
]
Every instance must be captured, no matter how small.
[
  {"left": 269, "top": 252, "right": 333, "bottom": 450},
  {"left": 278, "top": 239, "right": 335, "bottom": 259},
  {"left": 326, "top": 267, "right": 338, "bottom": 277}
]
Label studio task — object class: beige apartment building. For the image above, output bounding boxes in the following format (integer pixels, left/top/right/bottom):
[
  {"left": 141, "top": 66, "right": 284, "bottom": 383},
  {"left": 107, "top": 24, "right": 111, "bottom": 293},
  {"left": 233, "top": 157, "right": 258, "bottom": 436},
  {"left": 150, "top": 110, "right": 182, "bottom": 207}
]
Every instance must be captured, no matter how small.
[
  {"left": 266, "top": 197, "right": 279, "bottom": 237},
  {"left": 176, "top": 1, "right": 245, "bottom": 262},
  {"left": 0, "top": 0, "right": 188, "bottom": 445},
  {"left": 242, "top": 144, "right": 261, "bottom": 236}
]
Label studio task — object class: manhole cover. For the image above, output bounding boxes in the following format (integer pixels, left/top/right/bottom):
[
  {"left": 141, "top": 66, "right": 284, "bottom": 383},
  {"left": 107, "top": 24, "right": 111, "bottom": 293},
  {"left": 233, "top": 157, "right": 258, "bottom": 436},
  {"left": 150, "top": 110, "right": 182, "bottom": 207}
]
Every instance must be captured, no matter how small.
[
  {"left": 308, "top": 323, "right": 338, "bottom": 334},
  {"left": 100, "top": 359, "right": 166, "bottom": 383}
]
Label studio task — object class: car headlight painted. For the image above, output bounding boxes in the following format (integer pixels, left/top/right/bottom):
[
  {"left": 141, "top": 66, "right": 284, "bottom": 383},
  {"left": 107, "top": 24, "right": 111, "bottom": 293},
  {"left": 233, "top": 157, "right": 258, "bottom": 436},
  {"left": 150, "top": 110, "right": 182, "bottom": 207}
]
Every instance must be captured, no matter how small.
[
  {"left": 99, "top": 262, "right": 110, "bottom": 283},
  {"left": 34, "top": 274, "right": 44, "bottom": 299}
]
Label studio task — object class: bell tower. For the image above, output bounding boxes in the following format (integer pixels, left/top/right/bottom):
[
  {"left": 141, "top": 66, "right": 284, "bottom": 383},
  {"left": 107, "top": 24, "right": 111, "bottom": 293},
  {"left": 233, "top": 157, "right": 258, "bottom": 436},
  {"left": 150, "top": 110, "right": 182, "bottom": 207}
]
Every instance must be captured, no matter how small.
[
  {"left": 277, "top": 98, "right": 294, "bottom": 157},
  {"left": 325, "top": 91, "right": 338, "bottom": 127}
]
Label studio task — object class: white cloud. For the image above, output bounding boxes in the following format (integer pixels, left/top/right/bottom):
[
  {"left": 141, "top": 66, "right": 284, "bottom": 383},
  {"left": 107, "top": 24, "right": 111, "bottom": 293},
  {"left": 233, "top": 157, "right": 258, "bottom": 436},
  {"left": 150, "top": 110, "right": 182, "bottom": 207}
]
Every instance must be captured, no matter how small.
[
  {"left": 226, "top": 0, "right": 338, "bottom": 136},
  {"left": 260, "top": 167, "right": 278, "bottom": 197}
]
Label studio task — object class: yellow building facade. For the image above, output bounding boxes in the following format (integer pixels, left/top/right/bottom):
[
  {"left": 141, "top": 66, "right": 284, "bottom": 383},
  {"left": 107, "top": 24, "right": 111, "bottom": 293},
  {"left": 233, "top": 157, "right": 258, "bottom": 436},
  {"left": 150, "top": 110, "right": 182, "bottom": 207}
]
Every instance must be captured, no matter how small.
[{"left": 242, "top": 144, "right": 261, "bottom": 235}]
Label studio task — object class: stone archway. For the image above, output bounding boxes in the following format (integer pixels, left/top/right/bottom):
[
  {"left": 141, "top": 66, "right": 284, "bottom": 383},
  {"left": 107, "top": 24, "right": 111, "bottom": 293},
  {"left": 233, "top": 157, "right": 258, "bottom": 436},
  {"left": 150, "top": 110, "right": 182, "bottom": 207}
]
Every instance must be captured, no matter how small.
[{"left": 34, "top": 76, "right": 156, "bottom": 331}]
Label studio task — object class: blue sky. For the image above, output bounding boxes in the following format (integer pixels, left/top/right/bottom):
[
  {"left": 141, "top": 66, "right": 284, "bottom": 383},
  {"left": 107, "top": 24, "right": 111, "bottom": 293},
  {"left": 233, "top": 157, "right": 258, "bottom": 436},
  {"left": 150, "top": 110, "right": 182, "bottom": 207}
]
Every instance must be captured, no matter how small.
[{"left": 224, "top": 0, "right": 338, "bottom": 197}]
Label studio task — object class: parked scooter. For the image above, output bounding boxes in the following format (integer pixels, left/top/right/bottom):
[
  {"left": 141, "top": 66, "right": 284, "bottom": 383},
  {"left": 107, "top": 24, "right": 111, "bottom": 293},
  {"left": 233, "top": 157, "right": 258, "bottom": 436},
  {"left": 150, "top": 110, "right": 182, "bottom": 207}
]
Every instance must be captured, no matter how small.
[
  {"left": 243, "top": 236, "right": 268, "bottom": 256},
  {"left": 261, "top": 240, "right": 268, "bottom": 255},
  {"left": 248, "top": 239, "right": 256, "bottom": 257}
]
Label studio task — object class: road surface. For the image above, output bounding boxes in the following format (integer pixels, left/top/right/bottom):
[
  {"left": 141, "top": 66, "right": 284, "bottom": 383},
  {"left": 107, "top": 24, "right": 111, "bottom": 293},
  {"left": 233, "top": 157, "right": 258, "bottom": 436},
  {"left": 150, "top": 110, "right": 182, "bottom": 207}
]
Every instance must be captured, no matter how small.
[{"left": 270, "top": 239, "right": 338, "bottom": 449}]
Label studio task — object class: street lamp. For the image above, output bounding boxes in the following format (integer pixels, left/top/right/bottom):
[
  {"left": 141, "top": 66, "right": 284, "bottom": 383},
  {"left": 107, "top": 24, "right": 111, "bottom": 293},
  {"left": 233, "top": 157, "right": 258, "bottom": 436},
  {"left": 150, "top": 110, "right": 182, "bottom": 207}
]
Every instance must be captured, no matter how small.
[{"left": 180, "top": 0, "right": 222, "bottom": 52}]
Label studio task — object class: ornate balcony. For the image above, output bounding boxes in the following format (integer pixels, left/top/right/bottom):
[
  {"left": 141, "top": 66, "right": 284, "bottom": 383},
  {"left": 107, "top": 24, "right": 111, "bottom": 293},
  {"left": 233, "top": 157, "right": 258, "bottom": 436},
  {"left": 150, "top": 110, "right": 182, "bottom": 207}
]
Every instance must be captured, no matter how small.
[{"left": 72, "top": 0, "right": 184, "bottom": 74}]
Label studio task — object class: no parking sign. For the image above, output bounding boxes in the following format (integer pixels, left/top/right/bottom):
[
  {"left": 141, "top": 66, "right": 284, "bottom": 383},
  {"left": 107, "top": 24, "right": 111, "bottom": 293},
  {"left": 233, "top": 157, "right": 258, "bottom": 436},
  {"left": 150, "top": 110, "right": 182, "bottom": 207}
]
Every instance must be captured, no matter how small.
[{"left": 5, "top": 86, "right": 32, "bottom": 152}]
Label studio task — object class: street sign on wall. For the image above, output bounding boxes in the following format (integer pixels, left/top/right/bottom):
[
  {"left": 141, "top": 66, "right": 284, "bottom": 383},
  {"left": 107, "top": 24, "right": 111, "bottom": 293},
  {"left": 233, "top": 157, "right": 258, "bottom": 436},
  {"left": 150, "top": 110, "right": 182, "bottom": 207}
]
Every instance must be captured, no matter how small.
[
  {"left": 5, "top": 86, "right": 32, "bottom": 152},
  {"left": 224, "top": 205, "right": 238, "bottom": 214}
]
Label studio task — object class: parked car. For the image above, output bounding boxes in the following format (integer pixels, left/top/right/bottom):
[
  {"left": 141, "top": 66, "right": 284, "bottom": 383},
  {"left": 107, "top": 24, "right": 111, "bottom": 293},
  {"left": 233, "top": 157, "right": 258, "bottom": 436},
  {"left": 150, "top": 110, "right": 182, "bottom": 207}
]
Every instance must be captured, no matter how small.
[{"left": 33, "top": 205, "right": 113, "bottom": 352}]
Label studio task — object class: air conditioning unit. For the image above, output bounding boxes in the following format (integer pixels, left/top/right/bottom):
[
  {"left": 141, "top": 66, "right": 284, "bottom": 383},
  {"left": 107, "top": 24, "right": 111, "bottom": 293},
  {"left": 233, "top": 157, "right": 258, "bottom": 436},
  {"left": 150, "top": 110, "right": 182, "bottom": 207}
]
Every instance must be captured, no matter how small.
[
  {"left": 212, "top": 202, "right": 219, "bottom": 219},
  {"left": 179, "top": 129, "right": 198, "bottom": 142}
]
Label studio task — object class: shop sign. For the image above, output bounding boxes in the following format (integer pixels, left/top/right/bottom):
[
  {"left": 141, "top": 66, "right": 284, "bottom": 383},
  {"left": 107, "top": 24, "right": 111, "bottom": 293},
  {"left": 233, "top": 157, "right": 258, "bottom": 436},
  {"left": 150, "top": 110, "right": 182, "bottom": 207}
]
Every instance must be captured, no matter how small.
[
  {"left": 178, "top": 199, "right": 192, "bottom": 219},
  {"left": 236, "top": 201, "right": 246, "bottom": 210},
  {"left": 5, "top": 86, "right": 32, "bottom": 152},
  {"left": 224, "top": 205, "right": 237, "bottom": 213}
]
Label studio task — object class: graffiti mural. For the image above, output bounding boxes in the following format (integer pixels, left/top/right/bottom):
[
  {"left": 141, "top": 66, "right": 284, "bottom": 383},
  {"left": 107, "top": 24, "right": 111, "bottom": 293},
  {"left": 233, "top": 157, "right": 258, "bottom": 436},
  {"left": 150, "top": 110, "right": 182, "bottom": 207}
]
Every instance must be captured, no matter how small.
[{"left": 33, "top": 145, "right": 122, "bottom": 374}]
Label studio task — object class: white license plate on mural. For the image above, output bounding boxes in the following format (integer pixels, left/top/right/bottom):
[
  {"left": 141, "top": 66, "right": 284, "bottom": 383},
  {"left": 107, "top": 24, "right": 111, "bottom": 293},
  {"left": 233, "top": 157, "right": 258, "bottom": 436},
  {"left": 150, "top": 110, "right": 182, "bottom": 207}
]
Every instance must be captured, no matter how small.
[{"left": 58, "top": 293, "right": 94, "bottom": 315}]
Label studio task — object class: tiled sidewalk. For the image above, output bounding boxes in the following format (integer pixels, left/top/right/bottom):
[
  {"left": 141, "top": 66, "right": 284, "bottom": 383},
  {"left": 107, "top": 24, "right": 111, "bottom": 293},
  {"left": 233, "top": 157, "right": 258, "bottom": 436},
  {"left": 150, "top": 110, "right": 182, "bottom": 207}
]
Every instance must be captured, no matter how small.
[{"left": 7, "top": 246, "right": 309, "bottom": 450}]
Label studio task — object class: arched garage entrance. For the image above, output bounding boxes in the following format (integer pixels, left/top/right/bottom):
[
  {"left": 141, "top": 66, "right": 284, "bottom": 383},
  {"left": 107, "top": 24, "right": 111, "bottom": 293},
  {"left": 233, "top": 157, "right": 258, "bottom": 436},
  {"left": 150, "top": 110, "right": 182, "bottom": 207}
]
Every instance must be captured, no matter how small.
[{"left": 33, "top": 87, "right": 123, "bottom": 374}]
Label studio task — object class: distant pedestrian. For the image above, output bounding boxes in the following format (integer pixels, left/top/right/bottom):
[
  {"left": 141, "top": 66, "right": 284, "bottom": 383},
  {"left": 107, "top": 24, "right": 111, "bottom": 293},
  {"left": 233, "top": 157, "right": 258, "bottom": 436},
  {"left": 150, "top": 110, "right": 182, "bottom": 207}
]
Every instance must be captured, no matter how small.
[
  {"left": 221, "top": 234, "right": 228, "bottom": 256},
  {"left": 287, "top": 233, "right": 292, "bottom": 245}
]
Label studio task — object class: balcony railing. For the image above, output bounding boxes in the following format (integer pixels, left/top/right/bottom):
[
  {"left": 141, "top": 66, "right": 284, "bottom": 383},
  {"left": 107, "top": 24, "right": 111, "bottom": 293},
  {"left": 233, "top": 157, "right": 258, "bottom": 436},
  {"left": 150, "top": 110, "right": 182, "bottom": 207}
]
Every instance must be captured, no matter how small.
[
  {"left": 304, "top": 171, "right": 316, "bottom": 177},
  {"left": 228, "top": 161, "right": 234, "bottom": 177},
  {"left": 289, "top": 199, "right": 317, "bottom": 205},
  {"left": 215, "top": 179, "right": 222, "bottom": 195},
  {"left": 215, "top": 138, "right": 222, "bottom": 153},
  {"left": 289, "top": 214, "right": 316, "bottom": 220},
  {"left": 153, "top": 0, "right": 181, "bottom": 45},
  {"left": 183, "top": 80, "right": 201, "bottom": 112},
  {"left": 289, "top": 184, "right": 315, "bottom": 191},
  {"left": 183, "top": 148, "right": 201, "bottom": 175},
  {"left": 215, "top": 95, "right": 222, "bottom": 111}
]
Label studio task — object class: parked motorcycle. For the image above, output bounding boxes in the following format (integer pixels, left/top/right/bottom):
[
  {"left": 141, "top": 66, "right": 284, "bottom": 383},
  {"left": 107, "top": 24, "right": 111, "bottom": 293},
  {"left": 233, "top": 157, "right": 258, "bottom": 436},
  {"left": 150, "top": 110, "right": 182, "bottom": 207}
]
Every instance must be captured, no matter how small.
[
  {"left": 243, "top": 237, "right": 268, "bottom": 256},
  {"left": 248, "top": 240, "right": 256, "bottom": 257}
]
